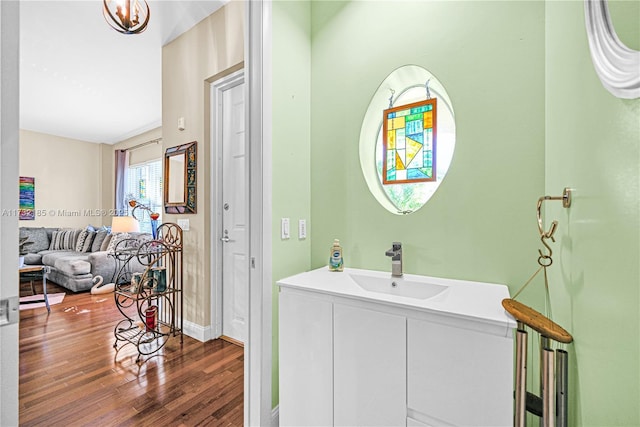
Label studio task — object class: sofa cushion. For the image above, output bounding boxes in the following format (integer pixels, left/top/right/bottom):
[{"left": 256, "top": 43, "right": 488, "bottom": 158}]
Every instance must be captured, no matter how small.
[
  {"left": 81, "top": 231, "right": 96, "bottom": 252},
  {"left": 106, "top": 232, "right": 130, "bottom": 252},
  {"left": 87, "top": 224, "right": 110, "bottom": 233},
  {"left": 19, "top": 227, "right": 50, "bottom": 253},
  {"left": 130, "top": 232, "right": 154, "bottom": 245},
  {"left": 24, "top": 253, "right": 43, "bottom": 264},
  {"left": 49, "top": 229, "right": 82, "bottom": 250},
  {"left": 75, "top": 229, "right": 91, "bottom": 252},
  {"left": 45, "top": 228, "right": 57, "bottom": 241},
  {"left": 53, "top": 257, "right": 92, "bottom": 276},
  {"left": 100, "top": 234, "right": 113, "bottom": 251},
  {"left": 40, "top": 250, "right": 80, "bottom": 266},
  {"left": 91, "top": 230, "right": 109, "bottom": 252},
  {"left": 75, "top": 226, "right": 96, "bottom": 252}
]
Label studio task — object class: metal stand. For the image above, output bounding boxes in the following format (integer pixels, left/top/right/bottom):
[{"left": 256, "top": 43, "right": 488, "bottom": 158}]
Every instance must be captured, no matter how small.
[{"left": 111, "top": 223, "right": 183, "bottom": 362}]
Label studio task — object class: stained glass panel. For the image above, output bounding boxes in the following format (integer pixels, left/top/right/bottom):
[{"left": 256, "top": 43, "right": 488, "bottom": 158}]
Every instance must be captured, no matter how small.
[{"left": 382, "top": 98, "right": 437, "bottom": 185}]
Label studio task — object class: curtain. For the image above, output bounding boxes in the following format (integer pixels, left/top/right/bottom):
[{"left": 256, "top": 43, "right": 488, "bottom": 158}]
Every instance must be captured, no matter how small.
[{"left": 114, "top": 149, "right": 129, "bottom": 216}]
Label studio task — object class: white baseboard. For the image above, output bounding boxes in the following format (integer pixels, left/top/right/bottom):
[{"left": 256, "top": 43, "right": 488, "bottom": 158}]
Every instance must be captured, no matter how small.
[
  {"left": 271, "top": 405, "right": 279, "bottom": 426},
  {"left": 182, "top": 320, "right": 215, "bottom": 342}
]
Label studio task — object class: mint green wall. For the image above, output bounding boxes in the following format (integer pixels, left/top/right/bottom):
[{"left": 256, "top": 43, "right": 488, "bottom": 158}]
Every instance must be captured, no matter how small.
[
  {"left": 545, "top": 1, "right": 640, "bottom": 425},
  {"left": 273, "top": 0, "right": 547, "bottom": 410},
  {"left": 271, "top": 0, "right": 312, "bottom": 408},
  {"left": 272, "top": 1, "right": 640, "bottom": 421},
  {"left": 310, "top": 1, "right": 546, "bottom": 292},
  {"left": 306, "top": 0, "right": 547, "bottom": 414}
]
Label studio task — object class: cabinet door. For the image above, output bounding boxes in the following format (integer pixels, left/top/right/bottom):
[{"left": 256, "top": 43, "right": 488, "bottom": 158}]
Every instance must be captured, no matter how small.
[
  {"left": 334, "top": 304, "right": 406, "bottom": 427},
  {"left": 279, "top": 290, "right": 333, "bottom": 427},
  {"left": 407, "top": 318, "right": 513, "bottom": 426},
  {"left": 407, "top": 416, "right": 432, "bottom": 427}
]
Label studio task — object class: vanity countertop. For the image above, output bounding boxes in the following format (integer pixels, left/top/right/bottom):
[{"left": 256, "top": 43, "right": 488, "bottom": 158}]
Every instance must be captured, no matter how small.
[{"left": 278, "top": 267, "right": 516, "bottom": 334}]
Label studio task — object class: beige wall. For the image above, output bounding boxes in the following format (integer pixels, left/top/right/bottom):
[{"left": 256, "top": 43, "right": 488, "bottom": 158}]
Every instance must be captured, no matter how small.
[
  {"left": 162, "top": 0, "right": 244, "bottom": 327},
  {"left": 19, "top": 130, "right": 103, "bottom": 228},
  {"left": 101, "top": 127, "right": 163, "bottom": 226}
]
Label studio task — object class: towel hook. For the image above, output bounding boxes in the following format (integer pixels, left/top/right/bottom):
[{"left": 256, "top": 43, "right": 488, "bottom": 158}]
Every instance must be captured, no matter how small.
[{"left": 536, "top": 188, "right": 572, "bottom": 240}]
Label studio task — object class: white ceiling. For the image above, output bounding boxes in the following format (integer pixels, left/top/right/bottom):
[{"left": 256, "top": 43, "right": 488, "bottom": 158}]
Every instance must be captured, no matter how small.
[{"left": 20, "top": 0, "right": 227, "bottom": 144}]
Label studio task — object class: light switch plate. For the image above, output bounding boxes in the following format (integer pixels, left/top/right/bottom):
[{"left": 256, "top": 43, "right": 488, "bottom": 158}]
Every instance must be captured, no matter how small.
[
  {"left": 298, "top": 219, "right": 307, "bottom": 239},
  {"left": 281, "top": 218, "right": 290, "bottom": 239},
  {"left": 177, "top": 219, "right": 190, "bottom": 231}
]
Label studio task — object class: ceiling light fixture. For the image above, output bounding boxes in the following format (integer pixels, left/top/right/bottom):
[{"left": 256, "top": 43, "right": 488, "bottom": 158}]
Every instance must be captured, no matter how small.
[{"left": 103, "top": 0, "right": 150, "bottom": 35}]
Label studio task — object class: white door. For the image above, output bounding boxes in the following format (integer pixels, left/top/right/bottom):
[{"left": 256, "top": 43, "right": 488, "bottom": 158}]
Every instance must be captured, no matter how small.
[{"left": 218, "top": 77, "right": 247, "bottom": 344}]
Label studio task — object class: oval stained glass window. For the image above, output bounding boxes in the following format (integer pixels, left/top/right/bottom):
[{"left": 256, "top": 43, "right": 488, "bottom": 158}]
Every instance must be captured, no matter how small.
[{"left": 359, "top": 65, "right": 456, "bottom": 214}]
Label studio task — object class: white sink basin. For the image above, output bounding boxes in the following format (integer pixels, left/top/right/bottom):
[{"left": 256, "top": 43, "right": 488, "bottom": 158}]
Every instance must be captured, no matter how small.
[
  {"left": 349, "top": 273, "right": 448, "bottom": 300},
  {"left": 278, "top": 267, "right": 516, "bottom": 333}
]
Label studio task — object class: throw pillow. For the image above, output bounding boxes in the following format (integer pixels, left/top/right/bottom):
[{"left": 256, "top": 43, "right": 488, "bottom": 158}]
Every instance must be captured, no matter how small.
[
  {"left": 100, "top": 234, "right": 113, "bottom": 252},
  {"left": 75, "top": 229, "right": 90, "bottom": 252},
  {"left": 91, "top": 230, "right": 109, "bottom": 252},
  {"left": 106, "top": 233, "right": 131, "bottom": 253},
  {"left": 81, "top": 231, "right": 97, "bottom": 252},
  {"left": 49, "top": 229, "right": 82, "bottom": 250},
  {"left": 48, "top": 231, "right": 58, "bottom": 250}
]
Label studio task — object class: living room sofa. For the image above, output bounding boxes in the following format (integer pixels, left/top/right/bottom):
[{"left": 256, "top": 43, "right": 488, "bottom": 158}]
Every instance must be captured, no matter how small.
[{"left": 19, "top": 226, "right": 151, "bottom": 292}]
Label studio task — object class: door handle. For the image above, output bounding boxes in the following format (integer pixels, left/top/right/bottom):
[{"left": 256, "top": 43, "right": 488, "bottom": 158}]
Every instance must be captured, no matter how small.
[
  {"left": 221, "top": 236, "right": 231, "bottom": 242},
  {"left": 0, "top": 296, "right": 19, "bottom": 326}
]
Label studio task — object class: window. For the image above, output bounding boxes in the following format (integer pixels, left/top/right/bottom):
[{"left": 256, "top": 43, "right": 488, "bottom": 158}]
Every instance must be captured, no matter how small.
[
  {"left": 126, "top": 159, "right": 163, "bottom": 233},
  {"left": 374, "top": 85, "right": 455, "bottom": 214},
  {"left": 359, "top": 65, "right": 456, "bottom": 215}
]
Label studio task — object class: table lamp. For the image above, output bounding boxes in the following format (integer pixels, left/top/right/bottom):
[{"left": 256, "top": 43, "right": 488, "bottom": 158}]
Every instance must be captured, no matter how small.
[{"left": 111, "top": 215, "right": 140, "bottom": 233}]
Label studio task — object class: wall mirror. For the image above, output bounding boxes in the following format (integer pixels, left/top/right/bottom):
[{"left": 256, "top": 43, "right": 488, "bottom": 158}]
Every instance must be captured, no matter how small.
[
  {"left": 164, "top": 141, "right": 197, "bottom": 214},
  {"left": 585, "top": 0, "right": 640, "bottom": 99},
  {"left": 359, "top": 65, "right": 456, "bottom": 215}
]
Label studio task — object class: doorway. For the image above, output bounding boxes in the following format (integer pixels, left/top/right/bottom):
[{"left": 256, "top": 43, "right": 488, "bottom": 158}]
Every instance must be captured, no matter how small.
[
  {"left": 211, "top": 70, "right": 248, "bottom": 345},
  {"left": 4, "top": 3, "right": 272, "bottom": 424}
]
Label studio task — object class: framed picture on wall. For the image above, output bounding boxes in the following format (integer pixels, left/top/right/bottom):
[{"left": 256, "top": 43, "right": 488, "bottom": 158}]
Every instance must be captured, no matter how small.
[
  {"left": 164, "top": 141, "right": 197, "bottom": 214},
  {"left": 19, "top": 176, "right": 35, "bottom": 220}
]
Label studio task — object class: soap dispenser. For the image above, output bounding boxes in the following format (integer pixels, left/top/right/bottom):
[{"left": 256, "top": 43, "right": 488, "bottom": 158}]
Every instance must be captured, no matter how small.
[{"left": 329, "top": 239, "right": 344, "bottom": 272}]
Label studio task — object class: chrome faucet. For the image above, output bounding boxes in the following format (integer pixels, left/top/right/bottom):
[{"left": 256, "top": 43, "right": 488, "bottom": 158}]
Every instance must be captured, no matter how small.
[{"left": 385, "top": 242, "right": 403, "bottom": 277}]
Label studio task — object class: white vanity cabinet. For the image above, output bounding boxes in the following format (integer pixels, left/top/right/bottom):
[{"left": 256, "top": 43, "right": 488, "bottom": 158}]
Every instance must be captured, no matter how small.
[
  {"left": 334, "top": 304, "right": 406, "bottom": 427},
  {"left": 407, "top": 318, "right": 513, "bottom": 426},
  {"left": 278, "top": 267, "right": 515, "bottom": 427},
  {"left": 278, "top": 290, "right": 333, "bottom": 427},
  {"left": 407, "top": 417, "right": 431, "bottom": 427}
]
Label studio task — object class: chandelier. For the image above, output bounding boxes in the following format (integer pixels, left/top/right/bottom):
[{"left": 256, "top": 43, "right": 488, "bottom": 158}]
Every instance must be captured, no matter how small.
[{"left": 103, "top": 0, "right": 150, "bottom": 35}]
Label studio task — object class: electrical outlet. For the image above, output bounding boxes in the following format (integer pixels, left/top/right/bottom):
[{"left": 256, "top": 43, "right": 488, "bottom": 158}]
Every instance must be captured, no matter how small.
[
  {"left": 281, "top": 218, "right": 290, "bottom": 239},
  {"left": 298, "top": 219, "right": 307, "bottom": 239},
  {"left": 177, "top": 219, "right": 190, "bottom": 231}
]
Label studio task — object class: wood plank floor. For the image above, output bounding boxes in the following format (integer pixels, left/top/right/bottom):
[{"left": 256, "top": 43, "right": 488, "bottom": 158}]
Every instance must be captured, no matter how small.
[{"left": 19, "top": 281, "right": 243, "bottom": 427}]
